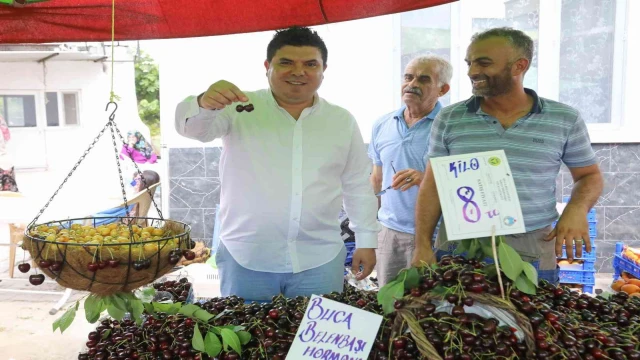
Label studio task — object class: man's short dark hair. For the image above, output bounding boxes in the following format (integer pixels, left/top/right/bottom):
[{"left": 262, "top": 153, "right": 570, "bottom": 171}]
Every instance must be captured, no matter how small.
[
  {"left": 471, "top": 27, "right": 534, "bottom": 68},
  {"left": 266, "top": 26, "right": 328, "bottom": 65}
]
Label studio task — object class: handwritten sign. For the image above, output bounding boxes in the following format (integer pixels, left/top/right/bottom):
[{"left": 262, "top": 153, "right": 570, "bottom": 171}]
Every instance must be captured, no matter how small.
[
  {"left": 430, "top": 150, "right": 525, "bottom": 240},
  {"left": 286, "top": 295, "right": 383, "bottom": 360}
]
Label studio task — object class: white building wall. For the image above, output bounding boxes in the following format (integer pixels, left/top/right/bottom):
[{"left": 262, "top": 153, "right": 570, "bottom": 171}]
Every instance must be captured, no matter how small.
[{"left": 1, "top": 48, "right": 150, "bottom": 199}]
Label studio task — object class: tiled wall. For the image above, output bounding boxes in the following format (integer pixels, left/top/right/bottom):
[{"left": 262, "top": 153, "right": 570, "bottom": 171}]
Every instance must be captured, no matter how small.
[
  {"left": 168, "top": 148, "right": 221, "bottom": 246},
  {"left": 556, "top": 144, "right": 640, "bottom": 273},
  {"left": 170, "top": 144, "right": 640, "bottom": 274}
]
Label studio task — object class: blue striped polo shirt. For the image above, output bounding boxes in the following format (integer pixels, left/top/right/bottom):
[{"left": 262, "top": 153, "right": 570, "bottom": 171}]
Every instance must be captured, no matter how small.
[
  {"left": 428, "top": 89, "right": 596, "bottom": 232},
  {"left": 368, "top": 102, "right": 442, "bottom": 234}
]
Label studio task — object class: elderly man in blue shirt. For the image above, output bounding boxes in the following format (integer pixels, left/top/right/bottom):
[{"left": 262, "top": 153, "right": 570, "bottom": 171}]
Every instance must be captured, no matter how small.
[{"left": 369, "top": 55, "right": 452, "bottom": 286}]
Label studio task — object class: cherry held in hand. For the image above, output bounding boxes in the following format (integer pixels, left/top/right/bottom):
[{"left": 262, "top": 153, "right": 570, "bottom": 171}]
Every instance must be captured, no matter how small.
[{"left": 236, "top": 104, "right": 255, "bottom": 113}]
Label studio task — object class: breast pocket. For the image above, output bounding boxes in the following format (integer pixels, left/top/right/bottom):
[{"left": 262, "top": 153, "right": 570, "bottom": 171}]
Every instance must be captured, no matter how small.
[{"left": 406, "top": 134, "right": 430, "bottom": 171}]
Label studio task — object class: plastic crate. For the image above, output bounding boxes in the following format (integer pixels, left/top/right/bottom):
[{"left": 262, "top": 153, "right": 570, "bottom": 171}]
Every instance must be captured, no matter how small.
[
  {"left": 613, "top": 242, "right": 640, "bottom": 280},
  {"left": 563, "top": 283, "right": 595, "bottom": 294},
  {"left": 344, "top": 242, "right": 356, "bottom": 266},
  {"left": 560, "top": 243, "right": 596, "bottom": 261},
  {"left": 558, "top": 259, "right": 595, "bottom": 272},
  {"left": 559, "top": 268, "right": 596, "bottom": 284}
]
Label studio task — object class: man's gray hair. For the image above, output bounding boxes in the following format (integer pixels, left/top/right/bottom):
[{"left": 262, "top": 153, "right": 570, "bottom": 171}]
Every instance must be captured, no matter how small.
[
  {"left": 407, "top": 55, "right": 453, "bottom": 87},
  {"left": 471, "top": 27, "right": 534, "bottom": 68}
]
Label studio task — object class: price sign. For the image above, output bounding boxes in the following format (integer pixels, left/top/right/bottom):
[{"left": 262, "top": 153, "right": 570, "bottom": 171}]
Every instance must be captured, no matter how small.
[
  {"left": 430, "top": 150, "right": 525, "bottom": 240},
  {"left": 286, "top": 295, "right": 382, "bottom": 360}
]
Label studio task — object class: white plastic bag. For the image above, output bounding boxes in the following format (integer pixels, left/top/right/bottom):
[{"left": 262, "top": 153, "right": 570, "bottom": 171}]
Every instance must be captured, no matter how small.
[
  {"left": 344, "top": 268, "right": 378, "bottom": 291},
  {"left": 433, "top": 300, "right": 526, "bottom": 341}
]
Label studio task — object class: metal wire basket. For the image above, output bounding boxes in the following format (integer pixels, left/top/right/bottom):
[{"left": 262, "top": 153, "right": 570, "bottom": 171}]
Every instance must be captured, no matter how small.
[
  {"left": 20, "top": 102, "right": 192, "bottom": 295},
  {"left": 23, "top": 216, "right": 191, "bottom": 295}
]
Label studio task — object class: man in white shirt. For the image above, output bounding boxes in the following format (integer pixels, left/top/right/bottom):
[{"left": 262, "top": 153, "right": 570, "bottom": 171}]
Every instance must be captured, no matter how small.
[{"left": 174, "top": 26, "right": 379, "bottom": 302}]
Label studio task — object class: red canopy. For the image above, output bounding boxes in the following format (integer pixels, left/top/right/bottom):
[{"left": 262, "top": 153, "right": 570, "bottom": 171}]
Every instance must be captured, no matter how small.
[{"left": 0, "top": 0, "right": 455, "bottom": 43}]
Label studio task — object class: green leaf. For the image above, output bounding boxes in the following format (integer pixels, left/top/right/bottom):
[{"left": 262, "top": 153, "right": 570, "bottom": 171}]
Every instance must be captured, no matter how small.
[
  {"left": 192, "top": 325, "right": 206, "bottom": 352},
  {"left": 404, "top": 267, "right": 420, "bottom": 289},
  {"left": 453, "top": 239, "right": 470, "bottom": 255},
  {"left": 130, "top": 299, "right": 144, "bottom": 325},
  {"left": 169, "top": 303, "right": 182, "bottom": 315},
  {"left": 515, "top": 273, "right": 537, "bottom": 295},
  {"left": 214, "top": 309, "right": 233, "bottom": 320},
  {"left": 431, "top": 285, "right": 447, "bottom": 296},
  {"left": 138, "top": 289, "right": 156, "bottom": 305},
  {"left": 468, "top": 239, "right": 480, "bottom": 259},
  {"left": 194, "top": 309, "right": 215, "bottom": 322},
  {"left": 153, "top": 302, "right": 174, "bottom": 313},
  {"left": 236, "top": 331, "right": 251, "bottom": 345},
  {"left": 484, "top": 264, "right": 497, "bottom": 279},
  {"left": 109, "top": 295, "right": 127, "bottom": 312},
  {"left": 107, "top": 303, "right": 125, "bottom": 321},
  {"left": 220, "top": 328, "right": 242, "bottom": 355},
  {"left": 599, "top": 292, "right": 613, "bottom": 300},
  {"left": 101, "top": 329, "right": 111, "bottom": 340},
  {"left": 204, "top": 331, "right": 222, "bottom": 357},
  {"left": 54, "top": 303, "right": 77, "bottom": 333},
  {"left": 143, "top": 302, "right": 155, "bottom": 315},
  {"left": 479, "top": 238, "right": 499, "bottom": 260},
  {"left": 377, "top": 277, "right": 405, "bottom": 314},
  {"left": 498, "top": 243, "right": 524, "bottom": 281},
  {"left": 141, "top": 287, "right": 157, "bottom": 298},
  {"left": 522, "top": 262, "right": 539, "bottom": 286},
  {"left": 179, "top": 304, "right": 201, "bottom": 318},
  {"left": 84, "top": 295, "right": 106, "bottom": 323}
]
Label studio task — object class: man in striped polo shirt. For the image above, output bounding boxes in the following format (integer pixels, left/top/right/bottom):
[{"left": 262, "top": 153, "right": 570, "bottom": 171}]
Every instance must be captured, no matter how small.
[
  {"left": 412, "top": 28, "right": 603, "bottom": 283},
  {"left": 369, "top": 55, "right": 452, "bottom": 286}
]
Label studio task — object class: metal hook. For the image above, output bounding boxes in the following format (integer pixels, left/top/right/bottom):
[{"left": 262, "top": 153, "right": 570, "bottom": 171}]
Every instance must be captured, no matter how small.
[{"left": 105, "top": 101, "right": 118, "bottom": 121}]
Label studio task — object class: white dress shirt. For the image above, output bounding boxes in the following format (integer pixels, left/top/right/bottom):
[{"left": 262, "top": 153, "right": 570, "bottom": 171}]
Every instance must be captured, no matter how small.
[{"left": 175, "top": 89, "right": 379, "bottom": 273}]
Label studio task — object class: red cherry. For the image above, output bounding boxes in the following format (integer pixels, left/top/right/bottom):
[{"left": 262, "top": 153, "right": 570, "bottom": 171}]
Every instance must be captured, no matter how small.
[
  {"left": 393, "top": 338, "right": 406, "bottom": 349},
  {"left": 108, "top": 259, "right": 120, "bottom": 268},
  {"left": 87, "top": 262, "right": 99, "bottom": 272},
  {"left": 18, "top": 263, "right": 31, "bottom": 273},
  {"left": 29, "top": 274, "right": 45, "bottom": 285},
  {"left": 268, "top": 309, "right": 279, "bottom": 319}
]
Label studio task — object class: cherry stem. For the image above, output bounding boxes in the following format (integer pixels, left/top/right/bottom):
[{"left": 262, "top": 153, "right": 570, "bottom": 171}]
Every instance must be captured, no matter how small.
[
  {"left": 490, "top": 228, "right": 506, "bottom": 300},
  {"left": 106, "top": 247, "right": 114, "bottom": 260}
]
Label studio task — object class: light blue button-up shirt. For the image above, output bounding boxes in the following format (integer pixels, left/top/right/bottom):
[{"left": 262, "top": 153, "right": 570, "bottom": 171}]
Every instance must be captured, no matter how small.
[{"left": 368, "top": 102, "right": 442, "bottom": 234}]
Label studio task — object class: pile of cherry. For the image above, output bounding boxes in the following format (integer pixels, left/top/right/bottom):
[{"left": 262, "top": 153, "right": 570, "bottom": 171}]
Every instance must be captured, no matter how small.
[
  {"left": 373, "top": 255, "right": 640, "bottom": 360},
  {"left": 152, "top": 279, "right": 193, "bottom": 303},
  {"left": 76, "top": 256, "right": 640, "bottom": 360}
]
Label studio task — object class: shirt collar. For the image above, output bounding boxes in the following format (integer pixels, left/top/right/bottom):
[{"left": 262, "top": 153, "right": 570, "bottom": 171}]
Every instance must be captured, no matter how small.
[
  {"left": 464, "top": 88, "right": 543, "bottom": 114},
  {"left": 395, "top": 101, "right": 442, "bottom": 122}
]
